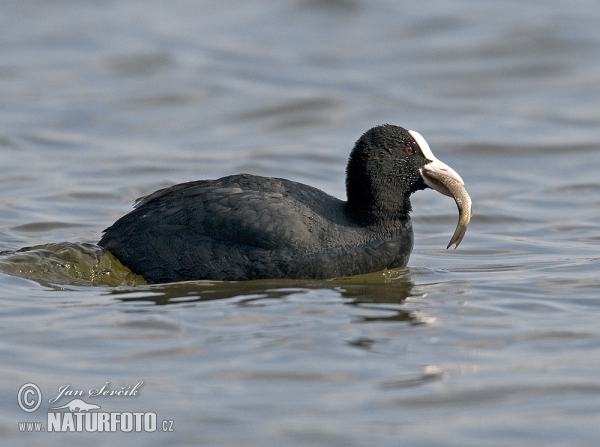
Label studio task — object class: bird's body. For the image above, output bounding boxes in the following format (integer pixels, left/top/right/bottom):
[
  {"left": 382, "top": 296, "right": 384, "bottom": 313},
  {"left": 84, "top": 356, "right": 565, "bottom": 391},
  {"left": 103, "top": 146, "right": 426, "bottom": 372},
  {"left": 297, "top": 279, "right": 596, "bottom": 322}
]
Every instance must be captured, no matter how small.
[
  {"left": 99, "top": 125, "right": 470, "bottom": 283},
  {"left": 99, "top": 174, "right": 413, "bottom": 282}
]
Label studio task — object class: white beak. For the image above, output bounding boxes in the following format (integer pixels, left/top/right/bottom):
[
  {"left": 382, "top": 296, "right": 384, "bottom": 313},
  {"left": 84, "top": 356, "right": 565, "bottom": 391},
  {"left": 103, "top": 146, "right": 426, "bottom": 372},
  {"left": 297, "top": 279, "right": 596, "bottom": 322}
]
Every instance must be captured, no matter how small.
[{"left": 408, "top": 130, "right": 464, "bottom": 197}]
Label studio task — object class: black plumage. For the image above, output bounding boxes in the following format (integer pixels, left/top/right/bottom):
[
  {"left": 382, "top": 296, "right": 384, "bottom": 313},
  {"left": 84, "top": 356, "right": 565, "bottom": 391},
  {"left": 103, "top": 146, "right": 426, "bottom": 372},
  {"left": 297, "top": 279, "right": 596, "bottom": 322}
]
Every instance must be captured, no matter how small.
[{"left": 99, "top": 125, "right": 444, "bottom": 283}]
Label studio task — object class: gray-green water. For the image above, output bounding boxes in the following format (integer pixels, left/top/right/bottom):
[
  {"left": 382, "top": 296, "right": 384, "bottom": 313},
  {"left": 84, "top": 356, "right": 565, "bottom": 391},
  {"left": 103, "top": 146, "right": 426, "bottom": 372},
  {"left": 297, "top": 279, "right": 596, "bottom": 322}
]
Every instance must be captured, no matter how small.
[{"left": 2, "top": 1, "right": 600, "bottom": 445}]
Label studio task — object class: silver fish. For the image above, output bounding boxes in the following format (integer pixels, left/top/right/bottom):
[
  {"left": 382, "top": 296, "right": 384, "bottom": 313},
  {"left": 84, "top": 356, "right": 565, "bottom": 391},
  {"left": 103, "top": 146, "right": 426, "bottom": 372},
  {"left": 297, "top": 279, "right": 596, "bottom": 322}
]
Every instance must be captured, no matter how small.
[{"left": 421, "top": 170, "right": 472, "bottom": 249}]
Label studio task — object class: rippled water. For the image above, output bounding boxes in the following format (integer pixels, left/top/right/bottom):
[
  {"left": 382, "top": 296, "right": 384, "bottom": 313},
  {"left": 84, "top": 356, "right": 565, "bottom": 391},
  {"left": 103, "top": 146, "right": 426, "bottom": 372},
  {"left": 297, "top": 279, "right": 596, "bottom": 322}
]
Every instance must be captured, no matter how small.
[{"left": 2, "top": 0, "right": 600, "bottom": 446}]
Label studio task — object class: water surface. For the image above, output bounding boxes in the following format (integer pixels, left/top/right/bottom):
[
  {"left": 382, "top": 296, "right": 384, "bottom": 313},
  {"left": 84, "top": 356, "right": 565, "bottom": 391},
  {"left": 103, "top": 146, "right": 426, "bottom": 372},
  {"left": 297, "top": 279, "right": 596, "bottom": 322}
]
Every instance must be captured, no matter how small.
[{"left": 2, "top": 1, "right": 600, "bottom": 446}]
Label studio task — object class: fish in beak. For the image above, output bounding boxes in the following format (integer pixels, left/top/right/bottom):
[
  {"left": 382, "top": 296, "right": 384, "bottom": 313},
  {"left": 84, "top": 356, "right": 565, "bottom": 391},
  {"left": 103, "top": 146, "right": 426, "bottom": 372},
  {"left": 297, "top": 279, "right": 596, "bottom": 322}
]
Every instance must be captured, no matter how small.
[{"left": 409, "top": 130, "right": 473, "bottom": 249}]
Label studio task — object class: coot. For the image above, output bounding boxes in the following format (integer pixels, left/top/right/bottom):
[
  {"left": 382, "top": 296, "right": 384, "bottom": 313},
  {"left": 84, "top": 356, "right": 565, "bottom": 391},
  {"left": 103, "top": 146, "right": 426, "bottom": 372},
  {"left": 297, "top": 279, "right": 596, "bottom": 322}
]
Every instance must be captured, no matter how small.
[{"left": 99, "top": 125, "right": 471, "bottom": 283}]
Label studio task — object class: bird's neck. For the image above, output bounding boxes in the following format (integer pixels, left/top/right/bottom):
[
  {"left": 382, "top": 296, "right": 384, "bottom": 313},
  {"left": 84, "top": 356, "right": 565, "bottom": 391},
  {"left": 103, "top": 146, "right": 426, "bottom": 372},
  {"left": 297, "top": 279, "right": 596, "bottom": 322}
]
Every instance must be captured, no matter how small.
[{"left": 345, "top": 193, "right": 412, "bottom": 226}]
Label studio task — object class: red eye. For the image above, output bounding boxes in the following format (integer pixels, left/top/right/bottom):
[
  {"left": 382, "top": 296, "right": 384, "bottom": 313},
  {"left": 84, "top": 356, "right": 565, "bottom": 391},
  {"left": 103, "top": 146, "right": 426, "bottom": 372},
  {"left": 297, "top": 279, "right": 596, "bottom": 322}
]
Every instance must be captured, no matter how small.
[{"left": 404, "top": 146, "right": 413, "bottom": 155}]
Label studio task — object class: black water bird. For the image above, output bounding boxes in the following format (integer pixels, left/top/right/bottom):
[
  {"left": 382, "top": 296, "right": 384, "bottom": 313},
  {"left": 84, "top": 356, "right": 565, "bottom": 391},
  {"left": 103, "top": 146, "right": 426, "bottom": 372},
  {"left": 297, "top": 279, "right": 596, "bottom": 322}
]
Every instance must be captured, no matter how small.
[{"left": 99, "top": 125, "right": 471, "bottom": 283}]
